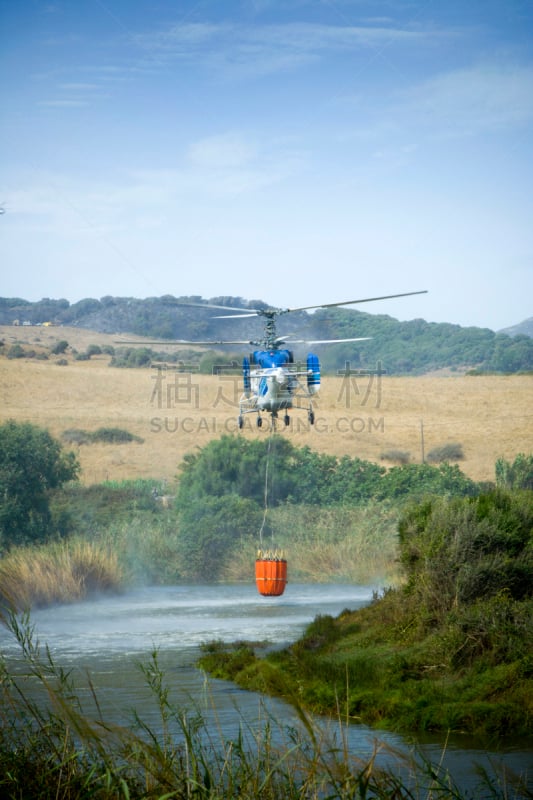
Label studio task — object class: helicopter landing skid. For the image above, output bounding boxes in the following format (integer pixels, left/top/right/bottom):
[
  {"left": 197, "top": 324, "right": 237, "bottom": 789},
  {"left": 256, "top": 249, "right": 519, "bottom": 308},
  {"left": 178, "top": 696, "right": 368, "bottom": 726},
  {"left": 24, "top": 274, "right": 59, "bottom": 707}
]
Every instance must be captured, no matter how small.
[{"left": 237, "top": 402, "right": 315, "bottom": 430}]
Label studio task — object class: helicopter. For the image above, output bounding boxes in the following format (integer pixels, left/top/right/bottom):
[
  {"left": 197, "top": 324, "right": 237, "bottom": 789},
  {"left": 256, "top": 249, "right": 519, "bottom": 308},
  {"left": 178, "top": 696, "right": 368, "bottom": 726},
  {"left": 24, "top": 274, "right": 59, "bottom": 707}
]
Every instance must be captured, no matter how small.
[{"left": 117, "top": 290, "right": 427, "bottom": 429}]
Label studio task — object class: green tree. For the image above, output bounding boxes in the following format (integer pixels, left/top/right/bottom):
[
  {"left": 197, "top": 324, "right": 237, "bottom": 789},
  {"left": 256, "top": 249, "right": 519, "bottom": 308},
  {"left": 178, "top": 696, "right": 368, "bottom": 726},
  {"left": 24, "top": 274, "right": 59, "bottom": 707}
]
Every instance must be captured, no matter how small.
[
  {"left": 285, "top": 446, "right": 337, "bottom": 504},
  {"left": 378, "top": 462, "right": 478, "bottom": 501},
  {"left": 176, "top": 435, "right": 297, "bottom": 508},
  {"left": 285, "top": 449, "right": 385, "bottom": 505},
  {"left": 490, "top": 334, "right": 533, "bottom": 372},
  {"left": 495, "top": 453, "right": 533, "bottom": 490},
  {"left": 0, "top": 421, "right": 79, "bottom": 550},
  {"left": 333, "top": 456, "right": 385, "bottom": 504},
  {"left": 177, "top": 436, "right": 479, "bottom": 510}
]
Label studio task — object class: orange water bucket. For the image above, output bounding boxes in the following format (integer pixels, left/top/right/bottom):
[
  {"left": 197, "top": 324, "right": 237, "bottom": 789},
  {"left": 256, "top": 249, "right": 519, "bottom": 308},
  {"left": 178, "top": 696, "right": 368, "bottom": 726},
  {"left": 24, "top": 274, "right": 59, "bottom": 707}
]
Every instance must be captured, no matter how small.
[{"left": 255, "top": 552, "right": 287, "bottom": 597}]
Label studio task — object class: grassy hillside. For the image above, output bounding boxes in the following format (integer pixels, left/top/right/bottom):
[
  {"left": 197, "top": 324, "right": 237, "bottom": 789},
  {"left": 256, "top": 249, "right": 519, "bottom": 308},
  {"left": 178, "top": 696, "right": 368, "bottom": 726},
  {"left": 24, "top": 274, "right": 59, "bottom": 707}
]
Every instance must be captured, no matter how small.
[
  {"left": 313, "top": 307, "right": 533, "bottom": 373},
  {"left": 1, "top": 331, "right": 532, "bottom": 485},
  {"left": 1, "top": 294, "right": 533, "bottom": 373}
]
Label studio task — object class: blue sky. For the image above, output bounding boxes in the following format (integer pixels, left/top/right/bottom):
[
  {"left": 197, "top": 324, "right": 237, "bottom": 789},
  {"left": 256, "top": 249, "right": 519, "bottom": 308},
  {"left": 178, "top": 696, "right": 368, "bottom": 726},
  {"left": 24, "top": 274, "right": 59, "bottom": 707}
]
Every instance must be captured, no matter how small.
[{"left": 1, "top": 0, "right": 532, "bottom": 330}]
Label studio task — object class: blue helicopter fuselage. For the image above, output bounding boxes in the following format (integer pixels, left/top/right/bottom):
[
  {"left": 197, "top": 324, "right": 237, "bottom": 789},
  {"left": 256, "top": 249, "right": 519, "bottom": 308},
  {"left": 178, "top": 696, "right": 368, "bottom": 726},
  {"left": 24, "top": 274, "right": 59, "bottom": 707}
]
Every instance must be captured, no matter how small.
[
  {"left": 240, "top": 349, "right": 320, "bottom": 415},
  {"left": 252, "top": 349, "right": 292, "bottom": 368}
]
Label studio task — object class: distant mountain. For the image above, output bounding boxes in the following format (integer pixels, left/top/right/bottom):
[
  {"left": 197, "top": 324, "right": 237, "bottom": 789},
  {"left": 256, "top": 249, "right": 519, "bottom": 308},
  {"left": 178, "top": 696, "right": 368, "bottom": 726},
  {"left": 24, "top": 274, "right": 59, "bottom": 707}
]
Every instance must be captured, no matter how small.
[
  {"left": 499, "top": 318, "right": 533, "bottom": 338},
  {"left": 1, "top": 296, "right": 532, "bottom": 374}
]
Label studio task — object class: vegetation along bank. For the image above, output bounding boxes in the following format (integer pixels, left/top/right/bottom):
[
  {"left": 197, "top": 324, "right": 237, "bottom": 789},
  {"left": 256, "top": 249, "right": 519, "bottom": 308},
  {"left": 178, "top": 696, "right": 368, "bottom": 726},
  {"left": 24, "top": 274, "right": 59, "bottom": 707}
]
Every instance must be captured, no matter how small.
[
  {"left": 199, "top": 485, "right": 533, "bottom": 738},
  {"left": 1, "top": 420, "right": 532, "bottom": 740}
]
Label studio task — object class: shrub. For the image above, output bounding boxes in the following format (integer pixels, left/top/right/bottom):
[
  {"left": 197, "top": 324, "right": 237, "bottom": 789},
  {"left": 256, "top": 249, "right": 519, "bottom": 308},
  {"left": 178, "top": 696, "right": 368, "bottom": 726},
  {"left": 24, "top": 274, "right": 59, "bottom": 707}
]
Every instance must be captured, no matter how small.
[
  {"left": 90, "top": 427, "right": 144, "bottom": 444},
  {"left": 398, "top": 489, "right": 533, "bottom": 622},
  {"left": 51, "top": 339, "right": 69, "bottom": 355},
  {"left": 110, "top": 347, "right": 153, "bottom": 367},
  {"left": 62, "top": 427, "right": 144, "bottom": 445},
  {"left": 426, "top": 442, "right": 464, "bottom": 463},
  {"left": 7, "top": 344, "right": 25, "bottom": 359},
  {"left": 380, "top": 449, "right": 410, "bottom": 464},
  {"left": 62, "top": 428, "right": 91, "bottom": 445}
]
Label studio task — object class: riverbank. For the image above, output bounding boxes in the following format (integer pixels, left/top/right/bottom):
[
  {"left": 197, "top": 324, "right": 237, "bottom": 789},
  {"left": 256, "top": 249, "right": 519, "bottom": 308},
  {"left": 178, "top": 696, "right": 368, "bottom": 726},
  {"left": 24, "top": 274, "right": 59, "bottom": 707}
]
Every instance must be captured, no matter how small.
[
  {"left": 199, "top": 590, "right": 533, "bottom": 739},
  {"left": 1, "top": 584, "right": 531, "bottom": 799},
  {"left": 198, "top": 490, "right": 533, "bottom": 739}
]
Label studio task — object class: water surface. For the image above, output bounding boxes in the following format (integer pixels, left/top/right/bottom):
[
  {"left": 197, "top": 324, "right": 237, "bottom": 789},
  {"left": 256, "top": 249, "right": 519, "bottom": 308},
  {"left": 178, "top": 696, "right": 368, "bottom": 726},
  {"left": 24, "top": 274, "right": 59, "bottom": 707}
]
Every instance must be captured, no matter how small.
[{"left": 1, "top": 583, "right": 531, "bottom": 791}]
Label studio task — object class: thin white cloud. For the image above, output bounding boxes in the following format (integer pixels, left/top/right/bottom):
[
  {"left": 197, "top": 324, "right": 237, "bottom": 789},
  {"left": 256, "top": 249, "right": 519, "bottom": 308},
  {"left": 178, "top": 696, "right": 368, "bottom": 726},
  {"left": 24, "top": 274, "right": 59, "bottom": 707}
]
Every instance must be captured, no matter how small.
[
  {"left": 5, "top": 130, "right": 305, "bottom": 239},
  {"left": 37, "top": 99, "right": 89, "bottom": 107},
  {"left": 28, "top": 16, "right": 444, "bottom": 108},
  {"left": 404, "top": 63, "right": 533, "bottom": 135},
  {"left": 131, "top": 20, "right": 432, "bottom": 77},
  {"left": 58, "top": 82, "right": 100, "bottom": 90},
  {"left": 183, "top": 130, "right": 308, "bottom": 195},
  {"left": 34, "top": 81, "right": 100, "bottom": 108},
  {"left": 187, "top": 132, "right": 258, "bottom": 168}
]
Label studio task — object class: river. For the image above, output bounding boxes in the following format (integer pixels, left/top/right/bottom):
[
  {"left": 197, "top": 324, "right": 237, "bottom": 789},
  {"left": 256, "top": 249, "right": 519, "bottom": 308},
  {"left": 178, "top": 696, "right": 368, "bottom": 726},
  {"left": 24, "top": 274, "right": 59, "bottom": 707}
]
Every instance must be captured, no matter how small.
[{"left": 1, "top": 583, "right": 531, "bottom": 793}]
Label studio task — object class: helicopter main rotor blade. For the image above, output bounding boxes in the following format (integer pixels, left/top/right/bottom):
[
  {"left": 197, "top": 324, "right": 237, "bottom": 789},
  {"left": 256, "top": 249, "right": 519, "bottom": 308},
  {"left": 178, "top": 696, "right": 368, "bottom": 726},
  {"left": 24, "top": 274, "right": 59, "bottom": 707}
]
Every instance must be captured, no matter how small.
[
  {"left": 281, "top": 337, "right": 372, "bottom": 344},
  {"left": 115, "top": 338, "right": 254, "bottom": 346},
  {"left": 212, "top": 313, "right": 259, "bottom": 319},
  {"left": 283, "top": 290, "right": 428, "bottom": 314},
  {"left": 177, "top": 301, "right": 263, "bottom": 314},
  {"left": 142, "top": 291, "right": 427, "bottom": 319},
  {"left": 305, "top": 337, "right": 372, "bottom": 344}
]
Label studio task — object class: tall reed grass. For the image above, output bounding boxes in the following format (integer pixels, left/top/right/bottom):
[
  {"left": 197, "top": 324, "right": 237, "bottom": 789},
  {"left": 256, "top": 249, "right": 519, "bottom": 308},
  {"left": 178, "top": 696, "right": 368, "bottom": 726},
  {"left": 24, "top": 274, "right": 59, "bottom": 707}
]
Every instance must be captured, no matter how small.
[
  {"left": 222, "top": 502, "right": 401, "bottom": 585},
  {"left": 1, "top": 498, "right": 402, "bottom": 613},
  {"left": 2, "top": 611, "right": 523, "bottom": 799},
  {"left": 0, "top": 539, "right": 124, "bottom": 610}
]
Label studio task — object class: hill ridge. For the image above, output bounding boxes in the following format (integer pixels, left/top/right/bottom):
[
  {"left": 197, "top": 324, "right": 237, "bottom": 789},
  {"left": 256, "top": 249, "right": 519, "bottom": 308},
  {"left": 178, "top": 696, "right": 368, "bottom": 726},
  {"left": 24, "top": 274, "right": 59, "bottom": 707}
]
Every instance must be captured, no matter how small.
[{"left": 1, "top": 295, "right": 532, "bottom": 374}]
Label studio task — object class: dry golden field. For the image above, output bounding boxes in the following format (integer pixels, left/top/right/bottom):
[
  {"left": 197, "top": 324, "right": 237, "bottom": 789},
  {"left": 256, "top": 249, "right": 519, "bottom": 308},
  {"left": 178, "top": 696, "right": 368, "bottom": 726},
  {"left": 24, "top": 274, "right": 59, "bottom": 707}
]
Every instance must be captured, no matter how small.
[{"left": 1, "top": 325, "right": 532, "bottom": 487}]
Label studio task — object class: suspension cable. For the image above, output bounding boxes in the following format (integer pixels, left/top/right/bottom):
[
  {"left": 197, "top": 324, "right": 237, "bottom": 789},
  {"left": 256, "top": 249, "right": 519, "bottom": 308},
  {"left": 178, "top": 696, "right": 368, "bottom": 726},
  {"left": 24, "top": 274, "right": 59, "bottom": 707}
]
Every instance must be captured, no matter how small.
[{"left": 258, "top": 428, "right": 274, "bottom": 549}]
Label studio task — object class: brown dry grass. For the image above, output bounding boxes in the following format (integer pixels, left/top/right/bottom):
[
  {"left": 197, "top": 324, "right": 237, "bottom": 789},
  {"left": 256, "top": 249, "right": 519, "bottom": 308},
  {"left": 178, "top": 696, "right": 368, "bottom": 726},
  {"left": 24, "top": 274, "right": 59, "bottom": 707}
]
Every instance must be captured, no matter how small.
[
  {"left": 0, "top": 323, "right": 128, "bottom": 352},
  {"left": 0, "top": 539, "right": 123, "bottom": 609},
  {"left": 1, "top": 325, "right": 532, "bottom": 485}
]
